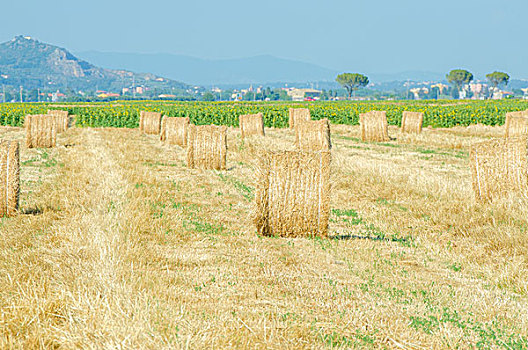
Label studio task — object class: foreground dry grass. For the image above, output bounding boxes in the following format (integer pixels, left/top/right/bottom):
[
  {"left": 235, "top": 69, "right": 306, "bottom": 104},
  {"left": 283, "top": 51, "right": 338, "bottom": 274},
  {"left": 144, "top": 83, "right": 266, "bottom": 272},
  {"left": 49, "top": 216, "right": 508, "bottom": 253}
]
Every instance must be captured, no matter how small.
[{"left": 0, "top": 124, "right": 527, "bottom": 349}]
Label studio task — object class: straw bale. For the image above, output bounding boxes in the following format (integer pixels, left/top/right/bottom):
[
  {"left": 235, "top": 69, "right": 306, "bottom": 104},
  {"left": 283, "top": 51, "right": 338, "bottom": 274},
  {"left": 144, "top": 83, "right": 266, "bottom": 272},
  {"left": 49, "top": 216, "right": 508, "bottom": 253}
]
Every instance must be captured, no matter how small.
[
  {"left": 239, "top": 113, "right": 265, "bottom": 139},
  {"left": 288, "top": 108, "right": 311, "bottom": 129},
  {"left": 25, "top": 115, "right": 57, "bottom": 148},
  {"left": 360, "top": 111, "right": 390, "bottom": 142},
  {"left": 401, "top": 111, "right": 424, "bottom": 134},
  {"left": 254, "top": 150, "right": 331, "bottom": 237},
  {"left": 295, "top": 118, "right": 332, "bottom": 151},
  {"left": 139, "top": 111, "right": 162, "bottom": 134},
  {"left": 470, "top": 137, "right": 528, "bottom": 202},
  {"left": 48, "top": 109, "right": 69, "bottom": 133},
  {"left": 0, "top": 141, "right": 20, "bottom": 217},
  {"left": 160, "top": 116, "right": 190, "bottom": 147},
  {"left": 186, "top": 125, "right": 228, "bottom": 170},
  {"left": 505, "top": 110, "right": 528, "bottom": 138}
]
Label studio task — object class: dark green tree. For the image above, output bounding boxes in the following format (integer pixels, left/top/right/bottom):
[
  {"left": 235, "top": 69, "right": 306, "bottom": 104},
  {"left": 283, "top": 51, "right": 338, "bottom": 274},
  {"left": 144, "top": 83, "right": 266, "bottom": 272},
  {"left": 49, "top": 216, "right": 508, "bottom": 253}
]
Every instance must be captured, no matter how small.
[
  {"left": 446, "top": 69, "right": 473, "bottom": 97},
  {"left": 202, "top": 91, "right": 215, "bottom": 101},
  {"left": 336, "top": 73, "right": 369, "bottom": 99},
  {"left": 486, "top": 71, "right": 510, "bottom": 90}
]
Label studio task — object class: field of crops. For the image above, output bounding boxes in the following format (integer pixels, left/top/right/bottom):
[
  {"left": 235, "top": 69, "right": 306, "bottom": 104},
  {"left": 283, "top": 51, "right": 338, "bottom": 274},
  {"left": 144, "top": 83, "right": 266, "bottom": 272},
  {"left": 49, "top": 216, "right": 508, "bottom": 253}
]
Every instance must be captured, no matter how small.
[{"left": 2, "top": 99, "right": 528, "bottom": 129}]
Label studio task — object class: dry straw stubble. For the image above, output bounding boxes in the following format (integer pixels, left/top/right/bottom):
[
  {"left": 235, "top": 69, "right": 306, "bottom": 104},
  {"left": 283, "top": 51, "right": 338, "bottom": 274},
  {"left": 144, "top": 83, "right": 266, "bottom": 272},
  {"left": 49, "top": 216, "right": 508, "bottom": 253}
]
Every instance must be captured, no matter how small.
[
  {"left": 505, "top": 110, "right": 528, "bottom": 138},
  {"left": 360, "top": 111, "right": 390, "bottom": 142},
  {"left": 25, "top": 114, "right": 57, "bottom": 148},
  {"left": 295, "top": 118, "right": 332, "bottom": 151},
  {"left": 186, "top": 124, "right": 228, "bottom": 170},
  {"left": 470, "top": 137, "right": 528, "bottom": 202},
  {"left": 139, "top": 111, "right": 162, "bottom": 135},
  {"left": 254, "top": 150, "right": 331, "bottom": 238},
  {"left": 0, "top": 141, "right": 20, "bottom": 217},
  {"left": 160, "top": 116, "right": 190, "bottom": 147},
  {"left": 239, "top": 113, "right": 265, "bottom": 139},
  {"left": 401, "top": 111, "right": 424, "bottom": 134},
  {"left": 288, "top": 108, "right": 311, "bottom": 129}
]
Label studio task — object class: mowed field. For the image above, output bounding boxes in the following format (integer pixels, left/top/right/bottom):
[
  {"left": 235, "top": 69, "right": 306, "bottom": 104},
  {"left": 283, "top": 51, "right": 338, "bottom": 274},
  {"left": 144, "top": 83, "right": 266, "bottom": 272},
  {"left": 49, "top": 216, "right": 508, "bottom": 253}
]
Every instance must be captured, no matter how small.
[{"left": 1, "top": 122, "right": 528, "bottom": 349}]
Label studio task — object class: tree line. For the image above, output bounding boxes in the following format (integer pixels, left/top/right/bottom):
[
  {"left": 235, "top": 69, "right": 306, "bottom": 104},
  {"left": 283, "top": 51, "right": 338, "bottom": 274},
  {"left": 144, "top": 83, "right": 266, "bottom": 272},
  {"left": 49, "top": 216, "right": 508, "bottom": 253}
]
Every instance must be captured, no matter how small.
[{"left": 336, "top": 70, "right": 511, "bottom": 99}]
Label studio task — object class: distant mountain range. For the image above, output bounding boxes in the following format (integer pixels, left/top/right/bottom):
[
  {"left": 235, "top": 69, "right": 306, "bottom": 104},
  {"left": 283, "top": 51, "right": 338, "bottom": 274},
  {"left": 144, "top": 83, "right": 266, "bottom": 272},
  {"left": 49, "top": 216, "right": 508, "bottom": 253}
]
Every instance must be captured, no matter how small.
[
  {"left": 76, "top": 51, "right": 341, "bottom": 86},
  {"left": 0, "top": 36, "right": 191, "bottom": 93},
  {"left": 77, "top": 51, "right": 460, "bottom": 87}
]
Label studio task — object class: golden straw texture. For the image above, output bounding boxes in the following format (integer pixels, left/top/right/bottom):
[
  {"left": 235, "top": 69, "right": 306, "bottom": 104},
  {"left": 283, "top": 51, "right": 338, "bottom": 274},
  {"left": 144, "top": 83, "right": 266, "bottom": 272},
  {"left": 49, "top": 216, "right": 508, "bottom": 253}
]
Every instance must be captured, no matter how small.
[
  {"left": 48, "top": 109, "right": 69, "bottom": 133},
  {"left": 160, "top": 116, "right": 190, "bottom": 147},
  {"left": 186, "top": 125, "right": 228, "bottom": 170},
  {"left": 25, "top": 114, "right": 57, "bottom": 148},
  {"left": 254, "top": 150, "right": 331, "bottom": 238},
  {"left": 0, "top": 141, "right": 20, "bottom": 217},
  {"left": 401, "top": 111, "right": 424, "bottom": 134},
  {"left": 239, "top": 113, "right": 265, "bottom": 139},
  {"left": 360, "top": 111, "right": 390, "bottom": 142},
  {"left": 505, "top": 110, "right": 528, "bottom": 138},
  {"left": 288, "top": 108, "right": 311, "bottom": 129},
  {"left": 139, "top": 111, "right": 162, "bottom": 135},
  {"left": 470, "top": 137, "right": 528, "bottom": 202},
  {"left": 295, "top": 118, "right": 332, "bottom": 151}
]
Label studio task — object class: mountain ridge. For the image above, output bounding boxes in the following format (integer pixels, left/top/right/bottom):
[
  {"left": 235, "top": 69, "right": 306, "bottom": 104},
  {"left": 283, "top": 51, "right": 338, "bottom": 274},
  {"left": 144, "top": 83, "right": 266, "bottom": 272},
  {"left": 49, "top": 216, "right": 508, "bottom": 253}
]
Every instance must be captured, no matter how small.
[{"left": 0, "top": 36, "right": 191, "bottom": 94}]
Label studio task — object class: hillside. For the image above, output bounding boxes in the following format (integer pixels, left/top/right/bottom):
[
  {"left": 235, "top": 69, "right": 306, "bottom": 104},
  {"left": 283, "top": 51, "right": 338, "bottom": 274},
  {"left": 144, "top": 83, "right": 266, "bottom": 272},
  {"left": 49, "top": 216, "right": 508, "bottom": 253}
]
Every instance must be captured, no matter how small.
[{"left": 0, "top": 36, "right": 192, "bottom": 94}]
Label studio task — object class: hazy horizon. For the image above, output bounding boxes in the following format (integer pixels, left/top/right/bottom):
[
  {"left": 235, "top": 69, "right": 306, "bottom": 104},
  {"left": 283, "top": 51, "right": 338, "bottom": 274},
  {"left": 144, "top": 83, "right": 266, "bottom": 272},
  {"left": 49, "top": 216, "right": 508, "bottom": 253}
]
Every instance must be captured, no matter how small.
[{"left": 1, "top": 0, "right": 527, "bottom": 79}]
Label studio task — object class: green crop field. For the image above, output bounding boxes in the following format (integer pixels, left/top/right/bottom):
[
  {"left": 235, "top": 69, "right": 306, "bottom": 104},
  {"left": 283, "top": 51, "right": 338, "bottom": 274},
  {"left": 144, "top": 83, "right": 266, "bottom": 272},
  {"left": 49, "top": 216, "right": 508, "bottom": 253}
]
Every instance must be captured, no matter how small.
[{"left": 2, "top": 99, "right": 528, "bottom": 129}]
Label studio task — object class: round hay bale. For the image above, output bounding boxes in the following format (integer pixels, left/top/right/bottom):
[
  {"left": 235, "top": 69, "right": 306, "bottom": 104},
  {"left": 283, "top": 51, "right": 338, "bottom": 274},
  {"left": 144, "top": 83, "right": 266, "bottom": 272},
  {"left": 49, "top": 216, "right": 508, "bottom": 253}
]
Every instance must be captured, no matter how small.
[
  {"left": 186, "top": 124, "right": 227, "bottom": 170},
  {"left": 254, "top": 150, "right": 331, "bottom": 237},
  {"left": 160, "top": 116, "right": 190, "bottom": 147},
  {"left": 0, "top": 141, "right": 20, "bottom": 217},
  {"left": 295, "top": 118, "right": 331, "bottom": 151},
  {"left": 26, "top": 115, "right": 57, "bottom": 148},
  {"left": 239, "top": 113, "right": 265, "bottom": 139},
  {"left": 401, "top": 111, "right": 424, "bottom": 134}
]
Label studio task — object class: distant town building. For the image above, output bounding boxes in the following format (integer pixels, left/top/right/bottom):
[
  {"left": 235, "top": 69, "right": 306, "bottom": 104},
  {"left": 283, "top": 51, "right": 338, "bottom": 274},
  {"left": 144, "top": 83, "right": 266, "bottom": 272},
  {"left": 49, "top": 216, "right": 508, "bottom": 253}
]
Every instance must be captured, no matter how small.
[
  {"left": 431, "top": 83, "right": 448, "bottom": 94},
  {"left": 287, "top": 88, "right": 322, "bottom": 101},
  {"left": 409, "top": 87, "right": 429, "bottom": 100}
]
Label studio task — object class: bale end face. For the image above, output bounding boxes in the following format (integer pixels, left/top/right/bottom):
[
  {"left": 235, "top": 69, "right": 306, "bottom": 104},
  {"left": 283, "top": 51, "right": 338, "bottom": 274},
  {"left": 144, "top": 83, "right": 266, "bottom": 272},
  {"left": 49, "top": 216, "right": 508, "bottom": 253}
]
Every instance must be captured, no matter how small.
[
  {"left": 140, "top": 111, "right": 162, "bottom": 135},
  {"left": 160, "top": 116, "right": 190, "bottom": 147},
  {"left": 0, "top": 141, "right": 20, "bottom": 217},
  {"left": 254, "top": 150, "right": 331, "bottom": 238}
]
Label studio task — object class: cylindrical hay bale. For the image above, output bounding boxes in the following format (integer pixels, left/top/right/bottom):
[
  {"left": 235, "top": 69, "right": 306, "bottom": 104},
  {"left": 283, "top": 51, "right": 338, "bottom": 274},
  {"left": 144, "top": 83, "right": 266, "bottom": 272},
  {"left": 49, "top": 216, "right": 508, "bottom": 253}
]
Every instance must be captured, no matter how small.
[
  {"left": 0, "top": 141, "right": 20, "bottom": 217},
  {"left": 140, "top": 111, "right": 162, "bottom": 135},
  {"left": 48, "top": 110, "right": 69, "bottom": 133},
  {"left": 25, "top": 115, "right": 57, "bottom": 148},
  {"left": 160, "top": 116, "right": 190, "bottom": 147},
  {"left": 186, "top": 124, "right": 228, "bottom": 170},
  {"left": 295, "top": 118, "right": 332, "bottom": 151},
  {"left": 239, "top": 113, "right": 265, "bottom": 139},
  {"left": 470, "top": 137, "right": 528, "bottom": 202},
  {"left": 505, "top": 111, "right": 528, "bottom": 138},
  {"left": 401, "top": 111, "right": 424, "bottom": 134},
  {"left": 254, "top": 150, "right": 331, "bottom": 237},
  {"left": 359, "top": 111, "right": 390, "bottom": 142},
  {"left": 288, "top": 108, "right": 311, "bottom": 129}
]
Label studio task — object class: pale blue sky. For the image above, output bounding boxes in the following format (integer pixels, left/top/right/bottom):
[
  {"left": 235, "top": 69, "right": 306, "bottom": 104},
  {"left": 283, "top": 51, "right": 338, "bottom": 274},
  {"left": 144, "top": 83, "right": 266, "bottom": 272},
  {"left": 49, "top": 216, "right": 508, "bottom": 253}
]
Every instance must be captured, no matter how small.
[{"left": 1, "top": 0, "right": 526, "bottom": 78}]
